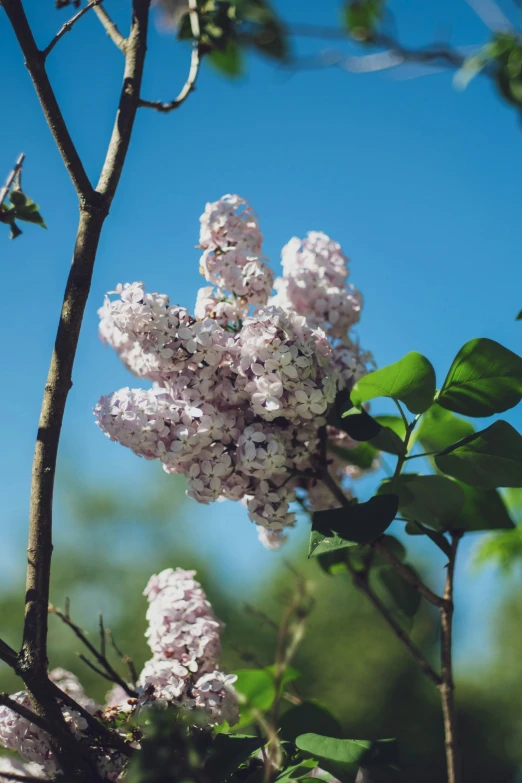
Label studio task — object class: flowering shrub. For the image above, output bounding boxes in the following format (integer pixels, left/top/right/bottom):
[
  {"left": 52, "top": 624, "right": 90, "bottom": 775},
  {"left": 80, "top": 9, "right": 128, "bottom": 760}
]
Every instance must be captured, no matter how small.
[
  {"left": 95, "top": 195, "right": 374, "bottom": 549},
  {"left": 0, "top": 569, "right": 239, "bottom": 781}
]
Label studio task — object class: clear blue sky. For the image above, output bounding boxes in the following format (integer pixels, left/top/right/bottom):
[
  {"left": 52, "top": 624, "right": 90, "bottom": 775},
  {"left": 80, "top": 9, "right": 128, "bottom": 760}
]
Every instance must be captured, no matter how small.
[{"left": 1, "top": 0, "right": 521, "bottom": 664}]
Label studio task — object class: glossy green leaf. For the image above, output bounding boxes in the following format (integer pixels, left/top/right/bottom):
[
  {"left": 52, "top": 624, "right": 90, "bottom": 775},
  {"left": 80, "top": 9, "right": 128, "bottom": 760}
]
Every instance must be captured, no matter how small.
[
  {"left": 379, "top": 474, "right": 465, "bottom": 531},
  {"left": 414, "top": 404, "right": 475, "bottom": 455},
  {"left": 340, "top": 407, "right": 382, "bottom": 441},
  {"left": 328, "top": 441, "right": 379, "bottom": 470},
  {"left": 234, "top": 668, "right": 275, "bottom": 714},
  {"left": 309, "top": 528, "right": 358, "bottom": 559},
  {"left": 312, "top": 495, "right": 399, "bottom": 550},
  {"left": 209, "top": 42, "right": 244, "bottom": 76},
  {"left": 280, "top": 702, "right": 342, "bottom": 743},
  {"left": 377, "top": 566, "right": 421, "bottom": 619},
  {"left": 369, "top": 416, "right": 406, "bottom": 456},
  {"left": 438, "top": 338, "right": 522, "bottom": 417},
  {"left": 296, "top": 734, "right": 398, "bottom": 768},
  {"left": 342, "top": 0, "right": 384, "bottom": 40},
  {"left": 209, "top": 734, "right": 265, "bottom": 782},
  {"left": 453, "top": 483, "right": 515, "bottom": 531},
  {"left": 435, "top": 421, "right": 522, "bottom": 489},
  {"left": 350, "top": 352, "right": 436, "bottom": 414}
]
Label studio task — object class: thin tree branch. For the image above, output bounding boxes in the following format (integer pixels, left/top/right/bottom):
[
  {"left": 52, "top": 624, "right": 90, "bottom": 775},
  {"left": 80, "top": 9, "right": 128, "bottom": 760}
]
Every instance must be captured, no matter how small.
[
  {"left": 438, "top": 532, "right": 462, "bottom": 783},
  {"left": 0, "top": 153, "right": 25, "bottom": 207},
  {"left": 3, "top": 1, "right": 150, "bottom": 775},
  {"left": 106, "top": 628, "right": 138, "bottom": 687},
  {"left": 0, "top": 693, "right": 54, "bottom": 734},
  {"left": 93, "top": 2, "right": 127, "bottom": 52},
  {"left": 2, "top": 1, "right": 93, "bottom": 200},
  {"left": 42, "top": 0, "right": 104, "bottom": 59},
  {"left": 44, "top": 678, "right": 133, "bottom": 756},
  {"left": 374, "top": 540, "right": 446, "bottom": 608},
  {"left": 0, "top": 637, "right": 19, "bottom": 669},
  {"left": 346, "top": 565, "right": 442, "bottom": 686},
  {"left": 139, "top": 0, "right": 201, "bottom": 113},
  {"left": 50, "top": 604, "right": 137, "bottom": 697}
]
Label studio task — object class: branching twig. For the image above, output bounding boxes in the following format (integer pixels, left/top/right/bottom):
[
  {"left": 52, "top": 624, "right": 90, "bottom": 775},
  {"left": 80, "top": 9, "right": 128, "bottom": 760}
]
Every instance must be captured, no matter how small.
[
  {"left": 0, "top": 153, "right": 25, "bottom": 208},
  {"left": 438, "top": 532, "right": 462, "bottom": 783},
  {"left": 93, "top": 2, "right": 127, "bottom": 52},
  {"left": 3, "top": 1, "right": 151, "bottom": 774},
  {"left": 374, "top": 540, "right": 446, "bottom": 608},
  {"left": 106, "top": 629, "right": 138, "bottom": 687},
  {"left": 50, "top": 604, "right": 137, "bottom": 697},
  {"left": 0, "top": 637, "right": 19, "bottom": 669},
  {"left": 0, "top": 693, "right": 54, "bottom": 735},
  {"left": 43, "top": 0, "right": 104, "bottom": 59},
  {"left": 139, "top": 0, "right": 201, "bottom": 112}
]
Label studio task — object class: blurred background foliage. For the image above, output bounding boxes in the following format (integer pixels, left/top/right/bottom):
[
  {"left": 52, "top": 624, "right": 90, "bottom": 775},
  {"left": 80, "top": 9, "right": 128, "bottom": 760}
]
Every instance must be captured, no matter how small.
[{"left": 1, "top": 463, "right": 521, "bottom": 782}]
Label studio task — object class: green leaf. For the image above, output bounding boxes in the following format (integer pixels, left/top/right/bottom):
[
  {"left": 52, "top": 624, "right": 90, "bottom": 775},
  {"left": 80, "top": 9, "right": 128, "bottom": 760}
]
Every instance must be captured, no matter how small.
[
  {"left": 379, "top": 474, "right": 465, "bottom": 531},
  {"left": 275, "top": 757, "right": 318, "bottom": 783},
  {"left": 340, "top": 407, "right": 382, "bottom": 441},
  {"left": 414, "top": 404, "right": 475, "bottom": 456},
  {"left": 350, "top": 352, "right": 436, "bottom": 414},
  {"left": 453, "top": 483, "right": 515, "bottom": 531},
  {"left": 435, "top": 421, "right": 522, "bottom": 489},
  {"left": 403, "top": 520, "right": 452, "bottom": 556},
  {"left": 312, "top": 494, "right": 399, "bottom": 550},
  {"left": 516, "top": 310, "right": 522, "bottom": 321},
  {"left": 264, "top": 664, "right": 300, "bottom": 692},
  {"left": 208, "top": 734, "right": 265, "bottom": 782},
  {"left": 377, "top": 566, "right": 421, "bottom": 619},
  {"left": 438, "top": 338, "right": 522, "bottom": 417},
  {"left": 280, "top": 702, "right": 342, "bottom": 743},
  {"left": 234, "top": 668, "right": 275, "bottom": 709},
  {"left": 208, "top": 41, "right": 244, "bottom": 76},
  {"left": 309, "top": 528, "right": 358, "bottom": 559},
  {"left": 342, "top": 0, "right": 384, "bottom": 40},
  {"left": 296, "top": 734, "right": 398, "bottom": 768},
  {"left": 369, "top": 416, "right": 406, "bottom": 456},
  {"left": 328, "top": 441, "right": 379, "bottom": 470}
]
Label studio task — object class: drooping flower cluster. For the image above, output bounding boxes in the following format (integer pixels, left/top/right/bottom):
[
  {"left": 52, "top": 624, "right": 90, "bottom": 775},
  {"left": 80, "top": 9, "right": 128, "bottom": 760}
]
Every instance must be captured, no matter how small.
[
  {"left": 95, "top": 195, "right": 374, "bottom": 547},
  {"left": 0, "top": 569, "right": 238, "bottom": 780},
  {"left": 137, "top": 568, "right": 239, "bottom": 727},
  {"left": 0, "top": 668, "right": 126, "bottom": 781}
]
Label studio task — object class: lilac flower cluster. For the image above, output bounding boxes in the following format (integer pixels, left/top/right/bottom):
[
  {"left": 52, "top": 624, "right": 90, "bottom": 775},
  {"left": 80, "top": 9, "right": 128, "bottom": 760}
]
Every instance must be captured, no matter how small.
[
  {"left": 137, "top": 568, "right": 239, "bottom": 727},
  {"left": 95, "top": 195, "right": 374, "bottom": 548},
  {"left": 0, "top": 570, "right": 238, "bottom": 780},
  {"left": 0, "top": 669, "right": 125, "bottom": 781}
]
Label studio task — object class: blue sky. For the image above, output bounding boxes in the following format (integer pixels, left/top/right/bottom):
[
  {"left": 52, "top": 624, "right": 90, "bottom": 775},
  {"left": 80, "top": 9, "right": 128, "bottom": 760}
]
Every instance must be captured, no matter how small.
[{"left": 1, "top": 0, "right": 521, "bottom": 664}]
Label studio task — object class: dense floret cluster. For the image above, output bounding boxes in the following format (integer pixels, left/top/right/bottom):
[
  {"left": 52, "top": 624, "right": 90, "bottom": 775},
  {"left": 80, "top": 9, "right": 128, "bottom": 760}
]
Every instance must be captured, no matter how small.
[
  {"left": 95, "top": 196, "right": 374, "bottom": 548},
  {"left": 0, "top": 569, "right": 237, "bottom": 781}
]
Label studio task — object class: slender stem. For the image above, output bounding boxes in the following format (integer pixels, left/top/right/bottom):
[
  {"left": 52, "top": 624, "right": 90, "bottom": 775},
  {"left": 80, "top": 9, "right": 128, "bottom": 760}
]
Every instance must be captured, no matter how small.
[
  {"left": 21, "top": 207, "right": 106, "bottom": 678},
  {"left": 43, "top": 0, "right": 104, "bottom": 59},
  {"left": 394, "top": 399, "right": 409, "bottom": 433},
  {"left": 0, "top": 692, "right": 54, "bottom": 735},
  {"left": 50, "top": 604, "right": 137, "bottom": 696},
  {"left": 4, "top": 1, "right": 150, "bottom": 775},
  {"left": 404, "top": 451, "right": 439, "bottom": 461},
  {"left": 93, "top": 2, "right": 127, "bottom": 52},
  {"left": 438, "top": 532, "right": 462, "bottom": 783},
  {"left": 2, "top": 0, "right": 93, "bottom": 200},
  {"left": 346, "top": 565, "right": 442, "bottom": 686},
  {"left": 0, "top": 637, "right": 19, "bottom": 668},
  {"left": 139, "top": 0, "right": 201, "bottom": 113},
  {"left": 374, "top": 540, "right": 446, "bottom": 608},
  {"left": 0, "top": 153, "right": 25, "bottom": 207}
]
